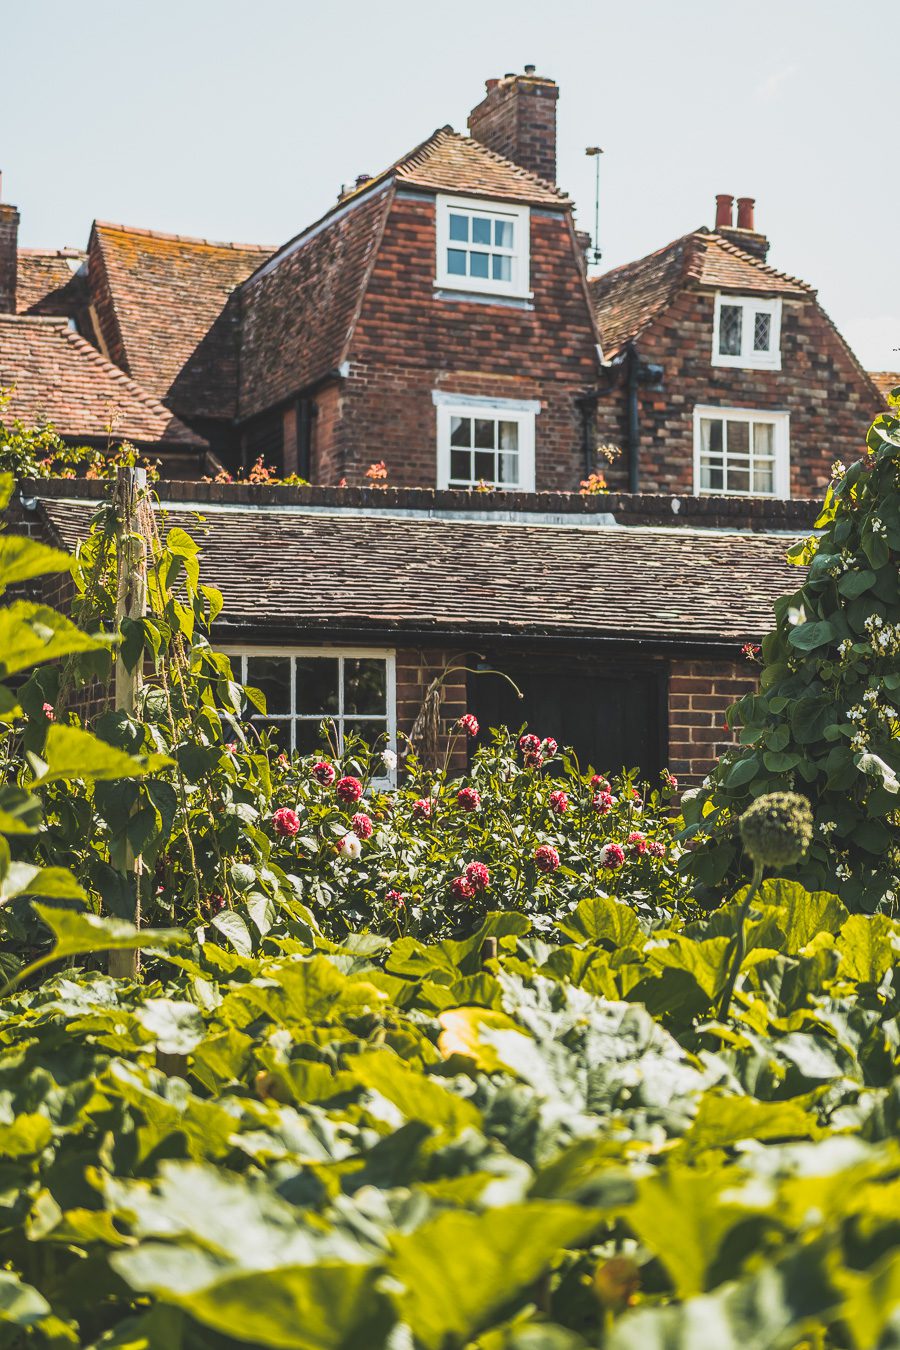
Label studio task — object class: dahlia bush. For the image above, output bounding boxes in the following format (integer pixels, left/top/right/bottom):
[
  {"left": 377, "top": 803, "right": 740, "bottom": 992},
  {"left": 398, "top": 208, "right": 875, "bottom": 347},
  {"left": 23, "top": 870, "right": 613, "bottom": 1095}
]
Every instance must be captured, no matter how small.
[{"left": 261, "top": 726, "right": 687, "bottom": 939}]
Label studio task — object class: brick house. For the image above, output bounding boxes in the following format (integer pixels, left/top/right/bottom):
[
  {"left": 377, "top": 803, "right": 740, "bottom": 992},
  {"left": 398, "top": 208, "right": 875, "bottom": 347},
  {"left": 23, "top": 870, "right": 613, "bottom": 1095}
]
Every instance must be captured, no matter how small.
[
  {"left": 22, "top": 477, "right": 810, "bottom": 787},
  {"left": 1, "top": 70, "right": 877, "bottom": 782},
  {"left": 589, "top": 195, "right": 883, "bottom": 498}
]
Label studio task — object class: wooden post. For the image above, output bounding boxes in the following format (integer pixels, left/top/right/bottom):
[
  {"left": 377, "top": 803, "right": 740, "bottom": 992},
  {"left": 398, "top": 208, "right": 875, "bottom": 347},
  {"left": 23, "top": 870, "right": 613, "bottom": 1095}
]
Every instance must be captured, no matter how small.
[{"left": 109, "top": 467, "right": 148, "bottom": 979}]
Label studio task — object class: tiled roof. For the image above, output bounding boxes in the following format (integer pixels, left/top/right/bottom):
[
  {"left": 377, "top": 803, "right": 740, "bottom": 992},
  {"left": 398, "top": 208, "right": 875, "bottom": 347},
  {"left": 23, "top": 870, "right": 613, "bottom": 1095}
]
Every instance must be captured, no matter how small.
[
  {"left": 239, "top": 188, "right": 392, "bottom": 418},
  {"left": 392, "top": 126, "right": 570, "bottom": 206},
  {"left": 237, "top": 127, "right": 571, "bottom": 417},
  {"left": 590, "top": 228, "right": 813, "bottom": 358},
  {"left": 17, "top": 248, "right": 87, "bottom": 316},
  {"left": 38, "top": 496, "right": 802, "bottom": 648},
  {"left": 0, "top": 315, "right": 206, "bottom": 447},
  {"left": 870, "top": 371, "right": 900, "bottom": 405},
  {"left": 90, "top": 222, "right": 274, "bottom": 419}
]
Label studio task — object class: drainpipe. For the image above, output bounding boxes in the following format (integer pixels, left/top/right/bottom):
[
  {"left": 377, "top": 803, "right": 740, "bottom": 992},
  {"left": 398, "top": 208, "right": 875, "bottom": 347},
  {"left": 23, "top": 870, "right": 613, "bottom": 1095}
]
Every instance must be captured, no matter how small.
[{"left": 626, "top": 343, "right": 640, "bottom": 494}]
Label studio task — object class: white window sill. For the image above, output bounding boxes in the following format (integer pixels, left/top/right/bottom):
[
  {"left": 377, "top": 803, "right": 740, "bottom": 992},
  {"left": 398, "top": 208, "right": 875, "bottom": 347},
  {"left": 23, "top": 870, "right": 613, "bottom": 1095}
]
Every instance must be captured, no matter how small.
[
  {"left": 711, "top": 353, "right": 783, "bottom": 372},
  {"left": 434, "top": 278, "right": 533, "bottom": 304}
]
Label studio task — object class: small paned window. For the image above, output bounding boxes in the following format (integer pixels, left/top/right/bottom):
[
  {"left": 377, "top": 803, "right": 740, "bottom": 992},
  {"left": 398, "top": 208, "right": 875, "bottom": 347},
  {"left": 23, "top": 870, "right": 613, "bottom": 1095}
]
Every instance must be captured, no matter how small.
[
  {"left": 226, "top": 649, "right": 396, "bottom": 772},
  {"left": 694, "top": 407, "right": 789, "bottom": 498},
  {"left": 434, "top": 396, "right": 537, "bottom": 491},
  {"left": 711, "top": 294, "right": 782, "bottom": 370},
  {"left": 436, "top": 195, "right": 530, "bottom": 298}
]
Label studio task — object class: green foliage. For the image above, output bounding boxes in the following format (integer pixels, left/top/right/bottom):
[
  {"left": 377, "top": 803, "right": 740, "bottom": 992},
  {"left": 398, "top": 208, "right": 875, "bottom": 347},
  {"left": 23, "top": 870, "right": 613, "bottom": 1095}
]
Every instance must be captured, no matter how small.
[
  {"left": 0, "top": 879, "right": 899, "bottom": 1345},
  {"left": 687, "top": 405, "right": 900, "bottom": 912},
  {"left": 0, "top": 389, "right": 159, "bottom": 481}
]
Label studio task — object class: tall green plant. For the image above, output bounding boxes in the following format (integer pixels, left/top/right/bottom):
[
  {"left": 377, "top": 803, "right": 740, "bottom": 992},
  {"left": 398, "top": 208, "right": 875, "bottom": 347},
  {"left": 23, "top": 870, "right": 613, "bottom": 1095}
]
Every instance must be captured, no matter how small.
[{"left": 686, "top": 392, "right": 900, "bottom": 912}]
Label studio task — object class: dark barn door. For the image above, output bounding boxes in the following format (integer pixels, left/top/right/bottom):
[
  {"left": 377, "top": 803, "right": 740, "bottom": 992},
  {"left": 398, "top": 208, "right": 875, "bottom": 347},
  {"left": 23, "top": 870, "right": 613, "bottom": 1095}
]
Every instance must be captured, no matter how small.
[{"left": 468, "top": 653, "right": 665, "bottom": 781}]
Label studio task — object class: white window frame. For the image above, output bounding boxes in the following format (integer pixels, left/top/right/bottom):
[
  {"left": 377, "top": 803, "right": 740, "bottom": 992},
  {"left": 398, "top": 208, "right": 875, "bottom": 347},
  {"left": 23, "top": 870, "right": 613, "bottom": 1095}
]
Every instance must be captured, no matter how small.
[
  {"left": 711, "top": 293, "right": 782, "bottom": 371},
  {"left": 435, "top": 193, "right": 531, "bottom": 299},
  {"left": 693, "top": 406, "right": 791, "bottom": 499},
  {"left": 433, "top": 391, "right": 538, "bottom": 491},
  {"left": 224, "top": 646, "right": 397, "bottom": 783}
]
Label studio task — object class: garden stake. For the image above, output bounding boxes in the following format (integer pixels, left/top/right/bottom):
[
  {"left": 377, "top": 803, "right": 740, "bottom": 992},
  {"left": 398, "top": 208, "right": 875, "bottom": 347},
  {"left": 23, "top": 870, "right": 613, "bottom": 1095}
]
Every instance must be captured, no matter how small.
[{"left": 109, "top": 467, "right": 148, "bottom": 979}]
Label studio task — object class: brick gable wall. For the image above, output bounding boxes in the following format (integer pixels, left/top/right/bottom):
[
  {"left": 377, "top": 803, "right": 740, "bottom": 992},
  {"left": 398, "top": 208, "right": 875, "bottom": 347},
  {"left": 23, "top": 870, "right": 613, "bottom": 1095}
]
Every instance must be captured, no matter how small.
[
  {"left": 312, "top": 194, "right": 600, "bottom": 488},
  {"left": 595, "top": 287, "right": 882, "bottom": 496}
]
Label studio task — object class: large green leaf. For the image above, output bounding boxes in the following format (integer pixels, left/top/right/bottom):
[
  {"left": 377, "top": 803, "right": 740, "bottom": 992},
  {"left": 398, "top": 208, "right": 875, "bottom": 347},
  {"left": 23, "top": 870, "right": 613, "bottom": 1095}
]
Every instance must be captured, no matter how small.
[
  {"left": 388, "top": 1204, "right": 600, "bottom": 1350},
  {"left": 0, "top": 601, "right": 105, "bottom": 678},
  {"left": 1, "top": 903, "right": 186, "bottom": 993},
  {"left": 37, "top": 724, "right": 170, "bottom": 783},
  {"left": 0, "top": 535, "right": 72, "bottom": 588}
]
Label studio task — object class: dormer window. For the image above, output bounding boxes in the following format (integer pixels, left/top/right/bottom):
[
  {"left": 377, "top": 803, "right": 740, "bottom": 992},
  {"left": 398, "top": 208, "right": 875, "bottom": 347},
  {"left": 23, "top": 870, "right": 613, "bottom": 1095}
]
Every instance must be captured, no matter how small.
[
  {"left": 711, "top": 294, "right": 782, "bottom": 370},
  {"left": 435, "top": 195, "right": 530, "bottom": 299}
]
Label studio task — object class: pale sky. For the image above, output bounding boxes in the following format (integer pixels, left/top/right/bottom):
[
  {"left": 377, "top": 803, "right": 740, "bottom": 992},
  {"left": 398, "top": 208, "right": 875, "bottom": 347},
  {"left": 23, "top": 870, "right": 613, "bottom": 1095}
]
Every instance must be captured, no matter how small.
[{"left": 5, "top": 0, "right": 898, "bottom": 371}]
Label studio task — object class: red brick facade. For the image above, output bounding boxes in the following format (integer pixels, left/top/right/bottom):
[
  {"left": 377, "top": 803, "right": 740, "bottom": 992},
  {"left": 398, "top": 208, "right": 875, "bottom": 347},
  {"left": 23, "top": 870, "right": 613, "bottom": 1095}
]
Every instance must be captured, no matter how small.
[
  {"left": 306, "top": 195, "right": 600, "bottom": 488},
  {"left": 467, "top": 71, "right": 559, "bottom": 185},
  {"left": 668, "top": 658, "right": 758, "bottom": 785},
  {"left": 595, "top": 283, "right": 881, "bottom": 499}
]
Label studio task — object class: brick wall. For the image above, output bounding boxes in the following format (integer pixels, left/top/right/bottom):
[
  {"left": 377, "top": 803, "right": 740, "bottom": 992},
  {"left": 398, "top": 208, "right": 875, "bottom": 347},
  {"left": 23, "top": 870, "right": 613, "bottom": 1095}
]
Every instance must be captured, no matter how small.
[
  {"left": 596, "top": 287, "right": 883, "bottom": 497},
  {"left": 396, "top": 647, "right": 468, "bottom": 772},
  {"left": 467, "top": 72, "right": 559, "bottom": 184},
  {"left": 321, "top": 195, "right": 599, "bottom": 488},
  {"left": 0, "top": 202, "right": 20, "bottom": 314},
  {"left": 668, "top": 657, "right": 758, "bottom": 785}
]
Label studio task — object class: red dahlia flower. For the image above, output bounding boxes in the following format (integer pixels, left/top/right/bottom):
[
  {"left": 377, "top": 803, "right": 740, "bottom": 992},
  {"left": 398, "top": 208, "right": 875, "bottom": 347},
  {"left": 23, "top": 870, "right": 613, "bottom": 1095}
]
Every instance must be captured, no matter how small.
[
  {"left": 351, "top": 812, "right": 373, "bottom": 839},
  {"left": 542, "top": 738, "right": 558, "bottom": 757},
  {"left": 464, "top": 861, "right": 490, "bottom": 891},
  {"left": 451, "top": 876, "right": 476, "bottom": 900},
  {"left": 519, "top": 733, "right": 541, "bottom": 754},
  {"left": 627, "top": 831, "right": 648, "bottom": 854},
  {"left": 599, "top": 843, "right": 626, "bottom": 869},
  {"left": 457, "top": 713, "right": 479, "bottom": 737},
  {"left": 592, "top": 791, "right": 614, "bottom": 814},
  {"left": 549, "top": 789, "right": 569, "bottom": 813},
  {"left": 591, "top": 774, "right": 610, "bottom": 791},
  {"left": 386, "top": 888, "right": 405, "bottom": 908},
  {"left": 272, "top": 807, "right": 300, "bottom": 837},
  {"left": 336, "top": 775, "right": 363, "bottom": 804},
  {"left": 534, "top": 844, "right": 560, "bottom": 873},
  {"left": 457, "top": 787, "right": 481, "bottom": 812},
  {"left": 312, "top": 760, "right": 336, "bottom": 785},
  {"left": 647, "top": 840, "right": 667, "bottom": 858},
  {"left": 412, "top": 798, "right": 432, "bottom": 819}
]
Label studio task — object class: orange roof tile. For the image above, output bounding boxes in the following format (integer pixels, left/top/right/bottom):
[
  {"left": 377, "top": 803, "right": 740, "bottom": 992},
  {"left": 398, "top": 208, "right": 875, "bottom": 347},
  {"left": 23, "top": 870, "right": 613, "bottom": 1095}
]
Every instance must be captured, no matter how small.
[
  {"left": 16, "top": 248, "right": 87, "bottom": 316},
  {"left": 0, "top": 315, "right": 205, "bottom": 448},
  {"left": 89, "top": 222, "right": 274, "bottom": 418},
  {"left": 870, "top": 371, "right": 900, "bottom": 405},
  {"left": 590, "top": 228, "right": 813, "bottom": 358}
]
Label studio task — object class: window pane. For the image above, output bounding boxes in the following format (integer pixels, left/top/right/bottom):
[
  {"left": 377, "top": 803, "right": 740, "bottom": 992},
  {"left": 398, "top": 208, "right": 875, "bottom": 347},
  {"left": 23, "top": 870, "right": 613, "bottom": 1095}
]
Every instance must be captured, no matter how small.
[
  {"left": 344, "top": 719, "right": 388, "bottom": 752},
  {"left": 472, "top": 216, "right": 492, "bottom": 245},
  {"left": 450, "top": 415, "right": 471, "bottom": 447},
  {"left": 494, "top": 219, "right": 514, "bottom": 249},
  {"left": 492, "top": 254, "right": 511, "bottom": 281},
  {"left": 447, "top": 248, "right": 467, "bottom": 275},
  {"left": 726, "top": 420, "right": 750, "bottom": 457},
  {"left": 753, "top": 312, "right": 771, "bottom": 351},
  {"left": 294, "top": 719, "right": 329, "bottom": 755},
  {"left": 246, "top": 656, "right": 291, "bottom": 716},
  {"left": 498, "top": 420, "right": 518, "bottom": 450},
  {"left": 474, "top": 418, "right": 496, "bottom": 449},
  {"left": 728, "top": 465, "right": 751, "bottom": 493},
  {"left": 753, "top": 422, "right": 774, "bottom": 457},
  {"left": 752, "top": 462, "right": 774, "bottom": 493},
  {"left": 499, "top": 452, "right": 519, "bottom": 485},
  {"left": 700, "top": 418, "right": 723, "bottom": 456},
  {"left": 719, "top": 305, "right": 742, "bottom": 355},
  {"left": 469, "top": 252, "right": 489, "bottom": 278},
  {"left": 248, "top": 718, "right": 289, "bottom": 752},
  {"left": 448, "top": 213, "right": 469, "bottom": 242},
  {"left": 450, "top": 448, "right": 471, "bottom": 482},
  {"left": 295, "top": 657, "right": 338, "bottom": 715},
  {"left": 344, "top": 659, "right": 386, "bottom": 715},
  {"left": 474, "top": 450, "right": 495, "bottom": 482},
  {"left": 701, "top": 463, "right": 724, "bottom": 490}
]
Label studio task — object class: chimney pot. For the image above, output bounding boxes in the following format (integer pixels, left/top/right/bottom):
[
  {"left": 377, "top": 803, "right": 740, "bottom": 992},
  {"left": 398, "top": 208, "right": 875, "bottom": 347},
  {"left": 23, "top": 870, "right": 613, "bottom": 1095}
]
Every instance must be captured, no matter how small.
[
  {"left": 736, "top": 196, "right": 755, "bottom": 231},
  {"left": 485, "top": 78, "right": 499, "bottom": 91},
  {"left": 504, "top": 71, "right": 516, "bottom": 79},
  {"left": 355, "top": 173, "right": 370, "bottom": 189},
  {"left": 524, "top": 64, "right": 536, "bottom": 74},
  {"left": 715, "top": 194, "right": 734, "bottom": 230}
]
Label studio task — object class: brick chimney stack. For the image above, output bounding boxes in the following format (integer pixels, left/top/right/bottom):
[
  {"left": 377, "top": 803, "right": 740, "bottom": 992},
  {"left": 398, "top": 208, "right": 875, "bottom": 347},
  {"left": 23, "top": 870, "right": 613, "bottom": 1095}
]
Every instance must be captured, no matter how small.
[
  {"left": 0, "top": 174, "right": 20, "bottom": 314},
  {"left": 467, "top": 67, "right": 559, "bottom": 184},
  {"left": 714, "top": 192, "right": 770, "bottom": 261}
]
